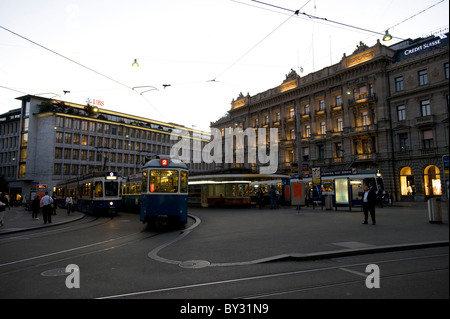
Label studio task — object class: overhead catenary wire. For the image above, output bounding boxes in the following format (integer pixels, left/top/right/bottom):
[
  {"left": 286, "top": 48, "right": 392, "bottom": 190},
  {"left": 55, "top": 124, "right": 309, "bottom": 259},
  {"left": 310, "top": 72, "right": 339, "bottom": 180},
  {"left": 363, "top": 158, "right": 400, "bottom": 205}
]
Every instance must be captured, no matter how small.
[
  {"left": 250, "top": 0, "right": 406, "bottom": 40},
  {"left": 213, "top": 0, "right": 311, "bottom": 81}
]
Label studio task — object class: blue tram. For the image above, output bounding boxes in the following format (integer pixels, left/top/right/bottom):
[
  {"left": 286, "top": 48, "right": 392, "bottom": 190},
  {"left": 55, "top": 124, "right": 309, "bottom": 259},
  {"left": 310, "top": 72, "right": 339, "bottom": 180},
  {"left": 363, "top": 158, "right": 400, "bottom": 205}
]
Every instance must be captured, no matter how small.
[
  {"left": 55, "top": 171, "right": 122, "bottom": 216},
  {"left": 121, "top": 173, "right": 142, "bottom": 213},
  {"left": 140, "top": 156, "right": 189, "bottom": 227}
]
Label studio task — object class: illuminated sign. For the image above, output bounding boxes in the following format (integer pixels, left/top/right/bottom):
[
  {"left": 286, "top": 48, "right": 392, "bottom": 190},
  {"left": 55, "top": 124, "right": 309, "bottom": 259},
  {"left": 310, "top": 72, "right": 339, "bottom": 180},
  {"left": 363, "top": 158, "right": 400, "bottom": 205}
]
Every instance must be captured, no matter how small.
[
  {"left": 86, "top": 98, "right": 105, "bottom": 107},
  {"left": 106, "top": 172, "right": 117, "bottom": 180},
  {"left": 396, "top": 33, "right": 448, "bottom": 61},
  {"left": 161, "top": 159, "right": 169, "bottom": 166}
]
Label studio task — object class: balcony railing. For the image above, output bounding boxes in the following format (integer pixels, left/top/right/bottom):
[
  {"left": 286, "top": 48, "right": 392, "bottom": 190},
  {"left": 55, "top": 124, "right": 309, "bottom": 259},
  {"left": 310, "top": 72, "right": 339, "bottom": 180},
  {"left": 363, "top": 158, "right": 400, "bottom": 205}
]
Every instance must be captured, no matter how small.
[{"left": 348, "top": 94, "right": 377, "bottom": 107}]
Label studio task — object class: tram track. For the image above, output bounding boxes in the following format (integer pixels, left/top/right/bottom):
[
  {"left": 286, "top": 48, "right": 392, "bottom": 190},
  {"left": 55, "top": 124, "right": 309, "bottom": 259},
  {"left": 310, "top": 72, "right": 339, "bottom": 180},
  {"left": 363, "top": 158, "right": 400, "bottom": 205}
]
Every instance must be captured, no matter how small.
[{"left": 97, "top": 250, "right": 449, "bottom": 299}]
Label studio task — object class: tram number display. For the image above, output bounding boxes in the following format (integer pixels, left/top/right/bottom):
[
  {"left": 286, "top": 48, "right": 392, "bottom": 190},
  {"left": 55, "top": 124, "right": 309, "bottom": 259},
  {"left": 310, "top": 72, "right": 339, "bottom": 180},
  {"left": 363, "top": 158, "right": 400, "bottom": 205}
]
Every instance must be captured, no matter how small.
[{"left": 161, "top": 159, "right": 168, "bottom": 166}]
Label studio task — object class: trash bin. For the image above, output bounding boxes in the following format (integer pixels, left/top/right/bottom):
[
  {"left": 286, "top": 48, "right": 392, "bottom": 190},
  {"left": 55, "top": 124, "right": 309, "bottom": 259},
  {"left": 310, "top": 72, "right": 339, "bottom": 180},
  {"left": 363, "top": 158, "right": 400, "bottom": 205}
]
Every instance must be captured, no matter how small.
[
  {"left": 427, "top": 197, "right": 442, "bottom": 223},
  {"left": 325, "top": 195, "right": 333, "bottom": 210}
]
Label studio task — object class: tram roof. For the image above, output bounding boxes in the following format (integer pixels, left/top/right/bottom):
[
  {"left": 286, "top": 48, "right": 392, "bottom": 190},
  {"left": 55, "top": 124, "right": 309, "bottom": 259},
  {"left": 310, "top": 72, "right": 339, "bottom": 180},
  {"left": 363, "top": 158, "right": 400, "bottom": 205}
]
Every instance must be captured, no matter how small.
[
  {"left": 189, "top": 173, "right": 290, "bottom": 181},
  {"left": 142, "top": 156, "right": 188, "bottom": 169}
]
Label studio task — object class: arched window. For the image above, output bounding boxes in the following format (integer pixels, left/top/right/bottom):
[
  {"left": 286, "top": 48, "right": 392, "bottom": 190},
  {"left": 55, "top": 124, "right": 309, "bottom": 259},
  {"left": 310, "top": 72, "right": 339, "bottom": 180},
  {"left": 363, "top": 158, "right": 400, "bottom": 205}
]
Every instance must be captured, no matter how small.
[
  {"left": 424, "top": 165, "right": 442, "bottom": 196},
  {"left": 400, "top": 166, "right": 415, "bottom": 196}
]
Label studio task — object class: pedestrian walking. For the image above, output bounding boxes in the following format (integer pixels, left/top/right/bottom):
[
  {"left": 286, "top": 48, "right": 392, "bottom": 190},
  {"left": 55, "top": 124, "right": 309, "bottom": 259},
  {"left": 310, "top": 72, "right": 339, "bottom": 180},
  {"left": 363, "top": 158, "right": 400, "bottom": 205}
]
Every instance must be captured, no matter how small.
[
  {"left": 65, "top": 195, "right": 73, "bottom": 215},
  {"left": 362, "top": 183, "right": 376, "bottom": 225},
  {"left": 0, "top": 193, "right": 10, "bottom": 227},
  {"left": 376, "top": 184, "right": 384, "bottom": 208},
  {"left": 52, "top": 195, "right": 57, "bottom": 215},
  {"left": 269, "top": 186, "right": 276, "bottom": 209},
  {"left": 32, "top": 196, "right": 40, "bottom": 220},
  {"left": 257, "top": 188, "right": 264, "bottom": 209},
  {"left": 40, "top": 191, "right": 54, "bottom": 224}
]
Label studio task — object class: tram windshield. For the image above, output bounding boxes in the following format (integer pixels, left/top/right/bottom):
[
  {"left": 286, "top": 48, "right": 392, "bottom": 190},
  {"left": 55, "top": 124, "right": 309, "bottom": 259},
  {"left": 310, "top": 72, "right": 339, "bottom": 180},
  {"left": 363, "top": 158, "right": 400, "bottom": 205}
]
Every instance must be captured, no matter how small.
[
  {"left": 94, "top": 181, "right": 119, "bottom": 198},
  {"left": 104, "top": 181, "right": 119, "bottom": 197},
  {"left": 150, "top": 170, "right": 179, "bottom": 193}
]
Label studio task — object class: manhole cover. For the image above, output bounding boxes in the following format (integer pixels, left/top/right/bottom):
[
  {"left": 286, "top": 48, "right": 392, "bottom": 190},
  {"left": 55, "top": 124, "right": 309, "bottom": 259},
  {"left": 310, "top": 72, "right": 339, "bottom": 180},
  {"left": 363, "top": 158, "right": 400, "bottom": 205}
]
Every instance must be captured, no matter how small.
[
  {"left": 179, "top": 260, "right": 210, "bottom": 269},
  {"left": 41, "top": 268, "right": 69, "bottom": 277}
]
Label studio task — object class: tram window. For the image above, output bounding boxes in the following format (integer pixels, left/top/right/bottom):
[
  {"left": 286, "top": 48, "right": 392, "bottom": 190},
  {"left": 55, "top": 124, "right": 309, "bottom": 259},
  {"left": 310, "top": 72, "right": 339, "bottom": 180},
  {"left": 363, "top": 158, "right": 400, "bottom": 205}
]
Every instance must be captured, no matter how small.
[
  {"left": 81, "top": 183, "right": 91, "bottom": 197},
  {"left": 94, "top": 181, "right": 103, "bottom": 198},
  {"left": 142, "top": 170, "right": 148, "bottom": 193},
  {"left": 150, "top": 170, "right": 179, "bottom": 193},
  {"left": 104, "top": 181, "right": 119, "bottom": 197},
  {"left": 180, "top": 171, "right": 188, "bottom": 193}
]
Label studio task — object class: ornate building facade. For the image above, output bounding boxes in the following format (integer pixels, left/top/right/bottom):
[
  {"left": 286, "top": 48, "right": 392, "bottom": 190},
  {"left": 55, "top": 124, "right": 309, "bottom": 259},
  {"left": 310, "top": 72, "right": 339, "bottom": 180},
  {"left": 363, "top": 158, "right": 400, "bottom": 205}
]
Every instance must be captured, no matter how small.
[{"left": 211, "top": 34, "right": 449, "bottom": 202}]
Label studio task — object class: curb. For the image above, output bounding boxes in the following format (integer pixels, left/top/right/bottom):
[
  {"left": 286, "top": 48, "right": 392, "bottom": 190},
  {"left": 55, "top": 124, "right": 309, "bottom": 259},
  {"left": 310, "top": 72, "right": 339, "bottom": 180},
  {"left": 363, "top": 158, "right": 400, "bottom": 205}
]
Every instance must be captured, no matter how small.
[{"left": 0, "top": 214, "right": 86, "bottom": 235}]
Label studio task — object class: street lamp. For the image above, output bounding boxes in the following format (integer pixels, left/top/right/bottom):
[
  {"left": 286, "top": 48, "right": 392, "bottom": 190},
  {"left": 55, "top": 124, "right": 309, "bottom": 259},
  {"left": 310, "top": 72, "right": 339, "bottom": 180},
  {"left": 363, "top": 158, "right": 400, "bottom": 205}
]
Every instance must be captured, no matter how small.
[{"left": 383, "top": 30, "right": 393, "bottom": 42}]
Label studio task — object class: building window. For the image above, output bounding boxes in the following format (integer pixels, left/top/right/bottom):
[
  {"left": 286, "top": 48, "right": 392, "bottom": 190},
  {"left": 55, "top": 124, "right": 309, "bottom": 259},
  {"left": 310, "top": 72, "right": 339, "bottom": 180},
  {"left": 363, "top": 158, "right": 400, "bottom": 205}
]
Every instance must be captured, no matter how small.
[
  {"left": 399, "top": 133, "right": 409, "bottom": 151},
  {"left": 304, "top": 104, "right": 310, "bottom": 115},
  {"left": 320, "top": 122, "right": 326, "bottom": 135},
  {"left": 56, "top": 132, "right": 63, "bottom": 143},
  {"left": 397, "top": 105, "right": 406, "bottom": 121},
  {"left": 81, "top": 135, "right": 88, "bottom": 146},
  {"left": 335, "top": 142, "right": 343, "bottom": 157},
  {"left": 289, "top": 108, "right": 295, "bottom": 119},
  {"left": 276, "top": 112, "right": 280, "bottom": 122},
  {"left": 63, "top": 164, "right": 70, "bottom": 175},
  {"left": 420, "top": 100, "right": 431, "bottom": 116},
  {"left": 422, "top": 129, "right": 434, "bottom": 149},
  {"left": 395, "top": 76, "right": 404, "bottom": 92},
  {"left": 305, "top": 125, "right": 311, "bottom": 138},
  {"left": 400, "top": 166, "right": 415, "bottom": 196},
  {"left": 362, "top": 111, "right": 370, "bottom": 126},
  {"left": 65, "top": 118, "right": 72, "bottom": 129},
  {"left": 72, "top": 149, "right": 79, "bottom": 160},
  {"left": 424, "top": 165, "right": 442, "bottom": 196},
  {"left": 318, "top": 145, "right": 325, "bottom": 159},
  {"left": 89, "top": 122, "right": 95, "bottom": 132},
  {"left": 54, "top": 163, "right": 61, "bottom": 175},
  {"left": 64, "top": 149, "right": 71, "bottom": 160},
  {"left": 335, "top": 95, "right": 342, "bottom": 106},
  {"left": 418, "top": 69, "right": 428, "bottom": 86},
  {"left": 302, "top": 147, "right": 309, "bottom": 161},
  {"left": 56, "top": 117, "right": 64, "bottom": 127},
  {"left": 55, "top": 148, "right": 62, "bottom": 159},
  {"left": 337, "top": 118, "right": 343, "bottom": 132},
  {"left": 265, "top": 115, "right": 269, "bottom": 125},
  {"left": 445, "top": 62, "right": 449, "bottom": 79},
  {"left": 290, "top": 129, "right": 295, "bottom": 140},
  {"left": 64, "top": 133, "right": 72, "bottom": 144},
  {"left": 81, "top": 121, "right": 88, "bottom": 131},
  {"left": 319, "top": 100, "right": 325, "bottom": 111},
  {"left": 73, "top": 134, "right": 80, "bottom": 145}
]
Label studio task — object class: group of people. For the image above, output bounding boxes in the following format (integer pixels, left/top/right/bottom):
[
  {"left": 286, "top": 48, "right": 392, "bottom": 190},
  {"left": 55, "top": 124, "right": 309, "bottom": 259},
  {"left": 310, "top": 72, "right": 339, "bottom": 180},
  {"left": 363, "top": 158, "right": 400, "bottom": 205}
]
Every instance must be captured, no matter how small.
[
  {"left": 31, "top": 192, "right": 74, "bottom": 223},
  {"left": 257, "top": 186, "right": 280, "bottom": 209}
]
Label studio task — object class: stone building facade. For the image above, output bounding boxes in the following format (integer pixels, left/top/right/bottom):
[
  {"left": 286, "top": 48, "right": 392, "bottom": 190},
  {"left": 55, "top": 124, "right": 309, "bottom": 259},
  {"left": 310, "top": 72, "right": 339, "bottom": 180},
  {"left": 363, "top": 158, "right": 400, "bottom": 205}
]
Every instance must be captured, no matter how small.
[{"left": 211, "top": 34, "right": 449, "bottom": 202}]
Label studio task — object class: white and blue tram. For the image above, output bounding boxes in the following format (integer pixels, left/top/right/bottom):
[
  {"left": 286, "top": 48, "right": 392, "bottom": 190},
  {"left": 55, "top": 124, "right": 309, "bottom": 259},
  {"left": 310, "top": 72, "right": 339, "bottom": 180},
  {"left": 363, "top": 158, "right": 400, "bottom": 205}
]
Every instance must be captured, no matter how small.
[
  {"left": 55, "top": 171, "right": 122, "bottom": 215},
  {"left": 140, "top": 156, "right": 189, "bottom": 227}
]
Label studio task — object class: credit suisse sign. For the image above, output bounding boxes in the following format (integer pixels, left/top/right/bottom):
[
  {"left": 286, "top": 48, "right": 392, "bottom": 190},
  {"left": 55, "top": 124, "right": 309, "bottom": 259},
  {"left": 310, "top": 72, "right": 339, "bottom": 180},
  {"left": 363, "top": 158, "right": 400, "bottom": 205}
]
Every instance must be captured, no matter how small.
[{"left": 396, "top": 32, "right": 448, "bottom": 61}]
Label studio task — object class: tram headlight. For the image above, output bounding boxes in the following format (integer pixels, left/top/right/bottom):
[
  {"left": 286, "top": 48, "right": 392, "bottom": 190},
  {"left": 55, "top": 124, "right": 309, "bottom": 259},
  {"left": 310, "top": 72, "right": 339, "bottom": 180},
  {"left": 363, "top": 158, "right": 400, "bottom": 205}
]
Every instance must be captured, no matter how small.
[{"left": 109, "top": 201, "right": 114, "bottom": 206}]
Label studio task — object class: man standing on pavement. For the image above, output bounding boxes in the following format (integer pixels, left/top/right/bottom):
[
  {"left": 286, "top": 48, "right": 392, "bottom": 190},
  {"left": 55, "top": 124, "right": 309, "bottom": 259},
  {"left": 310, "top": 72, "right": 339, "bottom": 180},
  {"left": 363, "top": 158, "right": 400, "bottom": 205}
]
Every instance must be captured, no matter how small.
[
  {"left": 362, "top": 183, "right": 376, "bottom": 225},
  {"left": 65, "top": 194, "right": 73, "bottom": 215},
  {"left": 40, "top": 191, "right": 54, "bottom": 224}
]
